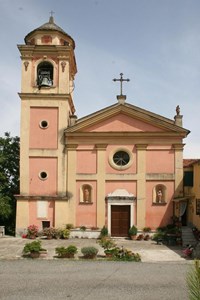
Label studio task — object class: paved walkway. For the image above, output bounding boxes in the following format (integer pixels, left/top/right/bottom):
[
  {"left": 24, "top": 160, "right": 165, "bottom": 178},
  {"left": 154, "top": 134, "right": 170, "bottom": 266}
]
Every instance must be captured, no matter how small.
[{"left": 0, "top": 236, "right": 191, "bottom": 263}]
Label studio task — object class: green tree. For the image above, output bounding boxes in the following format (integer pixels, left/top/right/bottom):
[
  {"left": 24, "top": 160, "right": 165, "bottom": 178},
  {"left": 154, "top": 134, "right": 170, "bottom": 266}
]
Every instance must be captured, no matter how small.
[{"left": 0, "top": 132, "right": 19, "bottom": 235}]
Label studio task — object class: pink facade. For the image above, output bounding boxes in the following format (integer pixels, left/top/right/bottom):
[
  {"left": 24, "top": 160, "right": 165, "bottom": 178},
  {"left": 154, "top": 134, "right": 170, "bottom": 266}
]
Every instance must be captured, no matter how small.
[
  {"left": 86, "top": 114, "right": 164, "bottom": 132},
  {"left": 29, "top": 107, "right": 58, "bottom": 149},
  {"left": 146, "top": 150, "right": 175, "bottom": 173},
  {"left": 145, "top": 181, "right": 174, "bottom": 229},
  {"left": 77, "top": 148, "right": 97, "bottom": 174},
  {"left": 29, "top": 157, "right": 57, "bottom": 195},
  {"left": 76, "top": 181, "right": 97, "bottom": 227},
  {"left": 29, "top": 200, "right": 55, "bottom": 227}
]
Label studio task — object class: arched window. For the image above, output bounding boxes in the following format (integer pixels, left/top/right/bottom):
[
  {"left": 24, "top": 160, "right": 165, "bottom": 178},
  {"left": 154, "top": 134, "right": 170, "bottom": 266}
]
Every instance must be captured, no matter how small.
[
  {"left": 81, "top": 184, "right": 92, "bottom": 203},
  {"left": 153, "top": 184, "right": 166, "bottom": 204},
  {"left": 37, "top": 62, "right": 53, "bottom": 88}
]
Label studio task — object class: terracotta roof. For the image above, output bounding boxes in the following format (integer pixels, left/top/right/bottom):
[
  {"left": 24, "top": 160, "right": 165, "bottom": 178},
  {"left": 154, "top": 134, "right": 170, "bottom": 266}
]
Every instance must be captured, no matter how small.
[
  {"left": 183, "top": 159, "right": 200, "bottom": 167},
  {"left": 24, "top": 16, "right": 75, "bottom": 48}
]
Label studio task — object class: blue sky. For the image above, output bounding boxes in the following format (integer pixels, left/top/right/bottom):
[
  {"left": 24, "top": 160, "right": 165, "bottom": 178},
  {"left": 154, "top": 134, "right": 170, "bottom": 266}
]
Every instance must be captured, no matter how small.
[{"left": 0, "top": 0, "right": 199, "bottom": 158}]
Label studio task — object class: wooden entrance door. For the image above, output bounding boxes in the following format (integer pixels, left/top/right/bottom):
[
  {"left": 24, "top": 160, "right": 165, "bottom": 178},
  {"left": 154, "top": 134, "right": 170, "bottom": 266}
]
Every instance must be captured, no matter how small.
[{"left": 111, "top": 205, "right": 130, "bottom": 237}]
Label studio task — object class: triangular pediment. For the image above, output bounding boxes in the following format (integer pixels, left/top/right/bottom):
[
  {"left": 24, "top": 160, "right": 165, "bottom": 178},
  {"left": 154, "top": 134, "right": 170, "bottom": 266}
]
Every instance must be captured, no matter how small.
[{"left": 65, "top": 103, "right": 189, "bottom": 137}]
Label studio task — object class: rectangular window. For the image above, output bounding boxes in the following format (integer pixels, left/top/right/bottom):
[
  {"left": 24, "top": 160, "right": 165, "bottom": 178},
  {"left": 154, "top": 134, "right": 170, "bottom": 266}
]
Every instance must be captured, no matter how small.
[
  {"left": 37, "top": 201, "right": 47, "bottom": 218},
  {"left": 183, "top": 171, "right": 193, "bottom": 187}
]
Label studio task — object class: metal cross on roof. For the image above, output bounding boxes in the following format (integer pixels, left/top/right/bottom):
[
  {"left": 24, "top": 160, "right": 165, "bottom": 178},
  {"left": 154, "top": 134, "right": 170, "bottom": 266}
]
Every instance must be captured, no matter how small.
[
  {"left": 113, "top": 73, "right": 130, "bottom": 96},
  {"left": 49, "top": 10, "right": 55, "bottom": 17}
]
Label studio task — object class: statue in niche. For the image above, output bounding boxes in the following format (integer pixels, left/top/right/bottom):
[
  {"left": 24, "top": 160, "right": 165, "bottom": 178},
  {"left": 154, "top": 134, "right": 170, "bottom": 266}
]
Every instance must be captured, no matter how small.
[
  {"left": 156, "top": 189, "right": 163, "bottom": 203},
  {"left": 83, "top": 186, "right": 91, "bottom": 203}
]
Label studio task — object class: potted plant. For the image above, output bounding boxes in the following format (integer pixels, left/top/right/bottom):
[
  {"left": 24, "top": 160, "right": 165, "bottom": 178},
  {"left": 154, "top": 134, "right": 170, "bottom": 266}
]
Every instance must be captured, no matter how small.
[
  {"left": 27, "top": 224, "right": 39, "bottom": 239},
  {"left": 81, "top": 246, "right": 98, "bottom": 259},
  {"left": 65, "top": 223, "right": 74, "bottom": 230},
  {"left": 53, "top": 228, "right": 62, "bottom": 239},
  {"left": 143, "top": 227, "right": 151, "bottom": 240},
  {"left": 128, "top": 225, "right": 138, "bottom": 240},
  {"left": 61, "top": 228, "right": 70, "bottom": 239},
  {"left": 136, "top": 234, "right": 144, "bottom": 240},
  {"left": 55, "top": 245, "right": 78, "bottom": 258},
  {"left": 99, "top": 226, "right": 108, "bottom": 238},
  {"left": 23, "top": 240, "right": 46, "bottom": 258},
  {"left": 42, "top": 227, "right": 55, "bottom": 239},
  {"left": 98, "top": 237, "right": 116, "bottom": 257},
  {"left": 80, "top": 225, "right": 87, "bottom": 231}
]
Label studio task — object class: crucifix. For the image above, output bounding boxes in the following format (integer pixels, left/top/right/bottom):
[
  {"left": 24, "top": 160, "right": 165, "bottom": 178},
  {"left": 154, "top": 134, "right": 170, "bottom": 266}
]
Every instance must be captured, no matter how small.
[{"left": 113, "top": 73, "right": 130, "bottom": 96}]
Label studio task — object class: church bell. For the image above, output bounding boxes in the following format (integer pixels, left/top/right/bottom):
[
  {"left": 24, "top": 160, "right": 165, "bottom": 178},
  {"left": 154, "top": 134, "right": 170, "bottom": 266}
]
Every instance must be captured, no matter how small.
[{"left": 38, "top": 70, "right": 52, "bottom": 87}]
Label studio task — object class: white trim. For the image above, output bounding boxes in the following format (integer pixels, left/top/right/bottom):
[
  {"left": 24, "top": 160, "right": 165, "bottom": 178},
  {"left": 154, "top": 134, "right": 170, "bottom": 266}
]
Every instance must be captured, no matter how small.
[{"left": 107, "top": 200, "right": 136, "bottom": 236}]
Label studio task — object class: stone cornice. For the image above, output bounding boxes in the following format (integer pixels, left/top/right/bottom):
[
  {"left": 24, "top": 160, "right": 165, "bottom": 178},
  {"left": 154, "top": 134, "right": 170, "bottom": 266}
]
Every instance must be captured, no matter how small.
[
  {"left": 15, "top": 195, "right": 68, "bottom": 201},
  {"left": 136, "top": 144, "right": 148, "bottom": 150},
  {"left": 95, "top": 144, "right": 108, "bottom": 150},
  {"left": 172, "top": 143, "right": 185, "bottom": 150},
  {"left": 65, "top": 144, "right": 78, "bottom": 150},
  {"left": 18, "top": 93, "right": 75, "bottom": 114},
  {"left": 65, "top": 131, "right": 187, "bottom": 139},
  {"left": 65, "top": 102, "right": 190, "bottom": 136}
]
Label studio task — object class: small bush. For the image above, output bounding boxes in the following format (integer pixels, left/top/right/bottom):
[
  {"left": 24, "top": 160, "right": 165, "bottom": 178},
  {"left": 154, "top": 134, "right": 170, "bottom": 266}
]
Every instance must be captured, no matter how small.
[
  {"left": 112, "top": 246, "right": 141, "bottom": 262},
  {"left": 143, "top": 227, "right": 151, "bottom": 233},
  {"left": 100, "top": 226, "right": 108, "bottom": 237},
  {"left": 27, "top": 224, "right": 39, "bottom": 238},
  {"left": 23, "top": 240, "right": 42, "bottom": 254},
  {"left": 55, "top": 245, "right": 77, "bottom": 257},
  {"left": 81, "top": 246, "right": 98, "bottom": 258},
  {"left": 128, "top": 225, "right": 138, "bottom": 236},
  {"left": 80, "top": 226, "right": 87, "bottom": 231},
  {"left": 61, "top": 228, "right": 70, "bottom": 239},
  {"left": 98, "top": 237, "right": 116, "bottom": 250},
  {"left": 66, "top": 224, "right": 74, "bottom": 230}
]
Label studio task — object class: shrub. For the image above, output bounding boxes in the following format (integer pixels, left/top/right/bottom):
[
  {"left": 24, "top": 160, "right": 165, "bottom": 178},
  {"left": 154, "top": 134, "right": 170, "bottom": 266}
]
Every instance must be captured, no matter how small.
[
  {"left": 42, "top": 227, "right": 55, "bottom": 238},
  {"left": 53, "top": 228, "right": 63, "bottom": 239},
  {"left": 66, "top": 224, "right": 74, "bottom": 230},
  {"left": 80, "top": 226, "right": 87, "bottom": 231},
  {"left": 128, "top": 225, "right": 138, "bottom": 236},
  {"left": 27, "top": 224, "right": 39, "bottom": 238},
  {"left": 100, "top": 226, "right": 108, "bottom": 238},
  {"left": 91, "top": 226, "right": 99, "bottom": 230},
  {"left": 61, "top": 228, "right": 70, "bottom": 239},
  {"left": 98, "top": 237, "right": 116, "bottom": 250},
  {"left": 23, "top": 240, "right": 42, "bottom": 254},
  {"left": 143, "top": 227, "right": 151, "bottom": 233},
  {"left": 55, "top": 245, "right": 77, "bottom": 258},
  {"left": 112, "top": 246, "right": 141, "bottom": 262},
  {"left": 81, "top": 246, "right": 98, "bottom": 258}
]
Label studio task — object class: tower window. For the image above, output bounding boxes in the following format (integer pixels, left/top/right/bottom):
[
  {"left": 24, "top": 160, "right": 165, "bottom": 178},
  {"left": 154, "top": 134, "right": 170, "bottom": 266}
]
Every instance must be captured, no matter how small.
[
  {"left": 37, "top": 62, "right": 53, "bottom": 88},
  {"left": 39, "top": 120, "right": 49, "bottom": 129},
  {"left": 39, "top": 171, "right": 48, "bottom": 180}
]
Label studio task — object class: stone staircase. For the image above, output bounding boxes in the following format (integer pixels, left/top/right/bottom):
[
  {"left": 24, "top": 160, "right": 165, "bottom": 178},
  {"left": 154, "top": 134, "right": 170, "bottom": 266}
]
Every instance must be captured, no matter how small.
[{"left": 181, "top": 226, "right": 197, "bottom": 247}]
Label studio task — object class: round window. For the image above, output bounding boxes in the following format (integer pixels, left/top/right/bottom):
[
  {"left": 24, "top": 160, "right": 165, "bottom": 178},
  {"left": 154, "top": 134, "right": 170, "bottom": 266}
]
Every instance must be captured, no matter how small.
[
  {"left": 113, "top": 151, "right": 130, "bottom": 166},
  {"left": 39, "top": 171, "right": 48, "bottom": 180},
  {"left": 39, "top": 120, "right": 49, "bottom": 129},
  {"left": 109, "top": 148, "right": 133, "bottom": 170}
]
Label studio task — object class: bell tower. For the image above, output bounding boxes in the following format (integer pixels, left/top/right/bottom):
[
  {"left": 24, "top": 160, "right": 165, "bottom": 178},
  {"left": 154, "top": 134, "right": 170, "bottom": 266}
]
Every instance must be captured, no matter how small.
[{"left": 16, "top": 16, "right": 77, "bottom": 235}]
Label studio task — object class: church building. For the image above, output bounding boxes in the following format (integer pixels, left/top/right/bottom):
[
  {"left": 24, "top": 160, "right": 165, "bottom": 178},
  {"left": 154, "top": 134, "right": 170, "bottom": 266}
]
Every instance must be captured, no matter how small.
[{"left": 15, "top": 17, "right": 190, "bottom": 237}]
